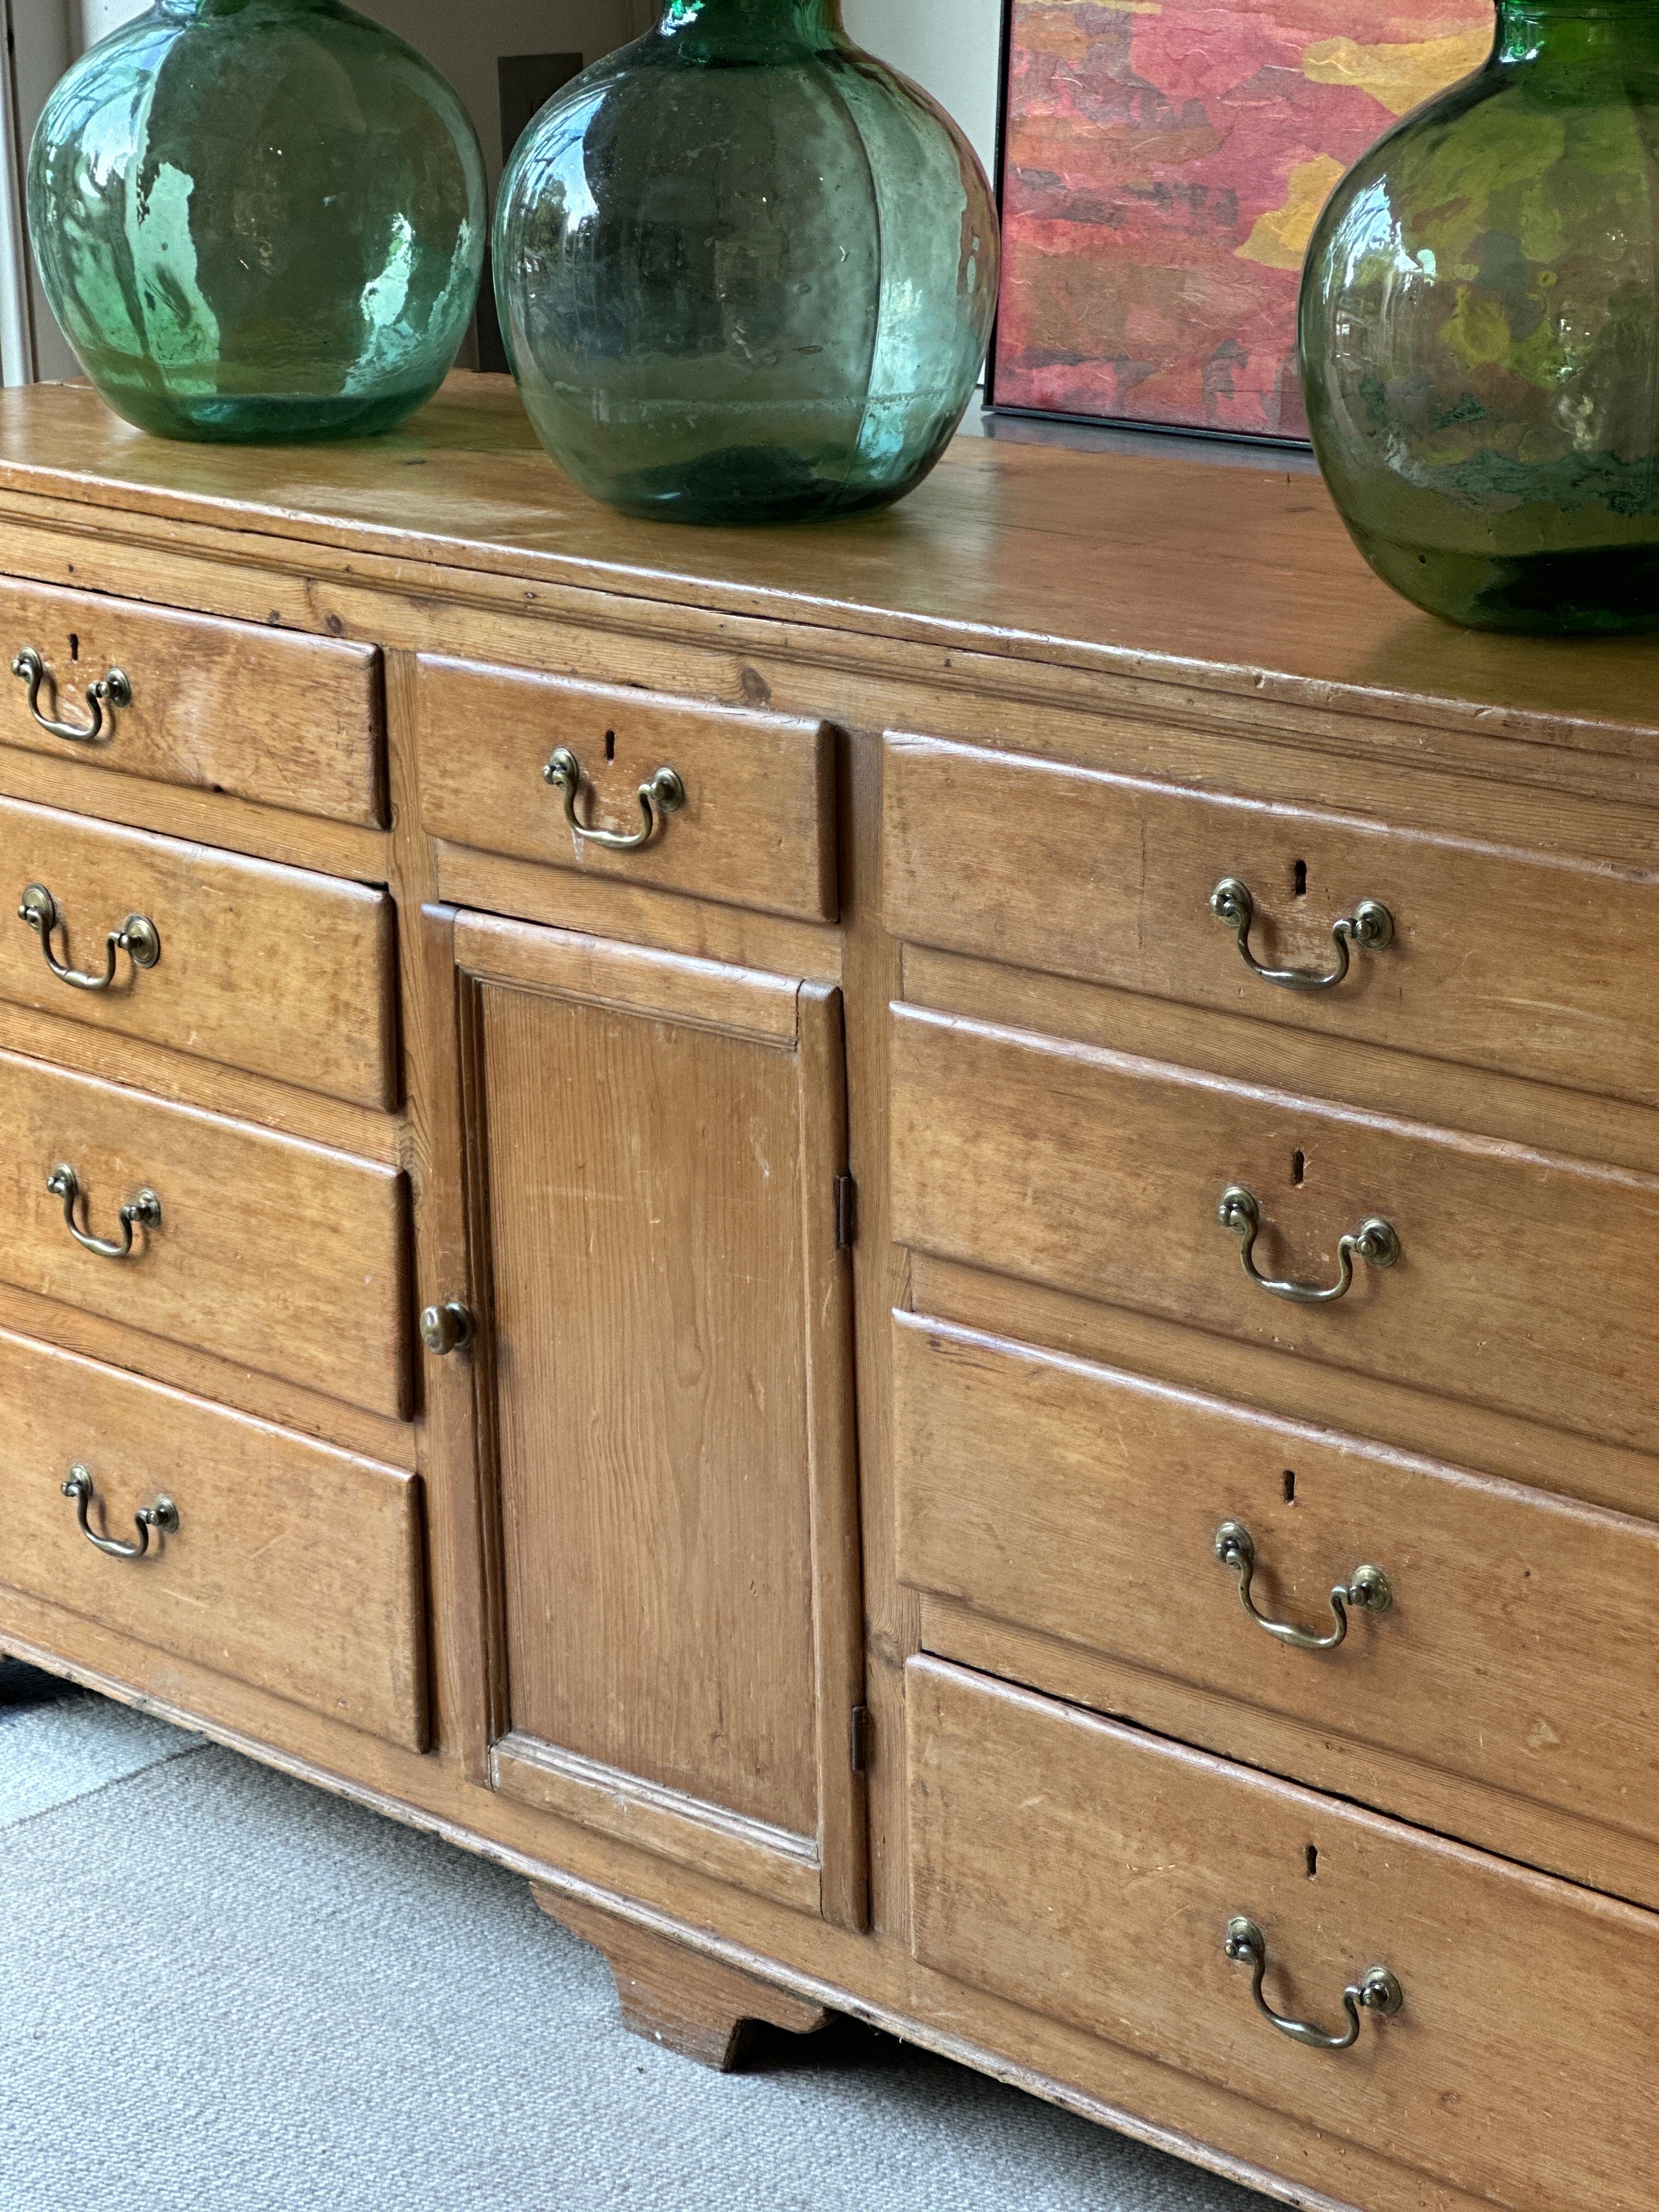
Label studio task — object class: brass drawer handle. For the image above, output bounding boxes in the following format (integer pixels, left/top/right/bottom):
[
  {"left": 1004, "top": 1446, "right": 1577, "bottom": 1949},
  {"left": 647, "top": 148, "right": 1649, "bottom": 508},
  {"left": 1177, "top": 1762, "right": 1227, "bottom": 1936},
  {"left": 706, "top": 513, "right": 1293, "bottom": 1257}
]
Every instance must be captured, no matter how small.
[
  {"left": 544, "top": 746, "right": 686, "bottom": 853},
  {"left": 48, "top": 1163, "right": 162, "bottom": 1260},
  {"left": 1225, "top": 1918, "right": 1403, "bottom": 2051},
  {"left": 1219, "top": 1185, "right": 1400, "bottom": 1304},
  {"left": 61, "top": 1465, "right": 178, "bottom": 1561},
  {"left": 1214, "top": 1521, "right": 1392, "bottom": 1651},
  {"left": 20, "top": 883, "right": 161, "bottom": 993},
  {"left": 12, "top": 646, "right": 131, "bottom": 744},
  {"left": 1211, "top": 877, "right": 1393, "bottom": 993}
]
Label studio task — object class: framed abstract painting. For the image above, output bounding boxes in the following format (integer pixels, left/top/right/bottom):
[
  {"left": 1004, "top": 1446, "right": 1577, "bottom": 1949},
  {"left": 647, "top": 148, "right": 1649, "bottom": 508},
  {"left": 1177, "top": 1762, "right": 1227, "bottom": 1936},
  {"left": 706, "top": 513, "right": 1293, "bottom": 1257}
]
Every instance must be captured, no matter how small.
[{"left": 989, "top": 0, "right": 1493, "bottom": 441}]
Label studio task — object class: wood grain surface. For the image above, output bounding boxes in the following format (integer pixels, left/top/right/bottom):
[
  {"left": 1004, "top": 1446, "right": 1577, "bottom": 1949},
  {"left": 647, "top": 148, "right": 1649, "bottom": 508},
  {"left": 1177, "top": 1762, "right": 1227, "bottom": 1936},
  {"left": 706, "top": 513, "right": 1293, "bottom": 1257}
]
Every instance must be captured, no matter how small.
[
  {"left": 420, "top": 656, "right": 837, "bottom": 922},
  {"left": 0, "top": 571, "right": 385, "bottom": 824},
  {"left": 534, "top": 1888, "right": 828, "bottom": 2070},
  {"left": 0, "top": 1048, "right": 410, "bottom": 1418},
  {"left": 496, "top": 1734, "right": 823, "bottom": 1916},
  {"left": 456, "top": 919, "right": 865, "bottom": 1923},
  {"left": 7, "top": 370, "right": 1659, "bottom": 2212},
  {"left": 0, "top": 1327, "right": 425, "bottom": 1746},
  {"left": 890, "top": 1003, "right": 1659, "bottom": 1455},
  {"left": 885, "top": 731, "right": 1659, "bottom": 1108},
  {"left": 482, "top": 963, "right": 815, "bottom": 1830},
  {"left": 910, "top": 1656, "right": 1659, "bottom": 2212},
  {"left": 5, "top": 376, "right": 1659, "bottom": 765},
  {"left": 0, "top": 793, "right": 398, "bottom": 1108},
  {"left": 894, "top": 1310, "right": 1659, "bottom": 1856}
]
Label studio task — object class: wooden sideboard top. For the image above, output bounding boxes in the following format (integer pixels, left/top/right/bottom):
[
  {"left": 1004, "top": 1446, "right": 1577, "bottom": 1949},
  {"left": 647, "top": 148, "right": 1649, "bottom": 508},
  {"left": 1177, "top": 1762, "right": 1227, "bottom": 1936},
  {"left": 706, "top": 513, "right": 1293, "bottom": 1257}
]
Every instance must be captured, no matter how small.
[{"left": 2, "top": 370, "right": 1657, "bottom": 758}]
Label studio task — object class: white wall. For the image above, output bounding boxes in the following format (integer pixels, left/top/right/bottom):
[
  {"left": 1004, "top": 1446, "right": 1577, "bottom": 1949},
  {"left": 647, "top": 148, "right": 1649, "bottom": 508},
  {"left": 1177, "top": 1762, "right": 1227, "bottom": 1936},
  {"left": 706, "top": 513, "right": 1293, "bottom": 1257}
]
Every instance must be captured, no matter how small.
[
  {"left": 349, "top": 1, "right": 1002, "bottom": 190},
  {"left": 349, "top": 0, "right": 644, "bottom": 192},
  {"left": 75, "top": 0, "right": 142, "bottom": 43},
  {"left": 843, "top": 0, "right": 1002, "bottom": 182}
]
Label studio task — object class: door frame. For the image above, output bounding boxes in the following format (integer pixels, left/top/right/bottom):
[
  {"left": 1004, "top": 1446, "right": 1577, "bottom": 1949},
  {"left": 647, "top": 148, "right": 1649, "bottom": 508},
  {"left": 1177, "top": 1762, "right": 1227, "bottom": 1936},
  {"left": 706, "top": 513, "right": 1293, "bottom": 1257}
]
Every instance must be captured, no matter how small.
[{"left": 416, "top": 903, "right": 868, "bottom": 1931}]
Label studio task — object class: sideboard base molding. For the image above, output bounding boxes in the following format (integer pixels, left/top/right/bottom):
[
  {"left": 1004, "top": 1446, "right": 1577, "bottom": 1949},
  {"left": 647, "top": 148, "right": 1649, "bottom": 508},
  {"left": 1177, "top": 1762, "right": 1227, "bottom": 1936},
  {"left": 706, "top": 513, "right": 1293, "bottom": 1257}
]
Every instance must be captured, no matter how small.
[{"left": 534, "top": 1887, "right": 829, "bottom": 2071}]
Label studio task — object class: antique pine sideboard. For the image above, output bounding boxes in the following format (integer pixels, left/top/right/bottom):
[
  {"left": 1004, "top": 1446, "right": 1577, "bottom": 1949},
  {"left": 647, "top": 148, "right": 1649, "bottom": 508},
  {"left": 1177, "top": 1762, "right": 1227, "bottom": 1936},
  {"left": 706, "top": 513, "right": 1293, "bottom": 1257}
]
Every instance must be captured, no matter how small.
[{"left": 2, "top": 373, "right": 1657, "bottom": 2212}]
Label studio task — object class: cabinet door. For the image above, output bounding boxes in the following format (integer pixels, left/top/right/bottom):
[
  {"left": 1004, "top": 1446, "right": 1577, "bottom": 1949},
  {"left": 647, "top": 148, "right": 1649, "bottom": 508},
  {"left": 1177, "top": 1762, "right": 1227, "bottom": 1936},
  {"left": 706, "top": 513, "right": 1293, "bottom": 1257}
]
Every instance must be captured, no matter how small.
[{"left": 445, "top": 912, "right": 866, "bottom": 1929}]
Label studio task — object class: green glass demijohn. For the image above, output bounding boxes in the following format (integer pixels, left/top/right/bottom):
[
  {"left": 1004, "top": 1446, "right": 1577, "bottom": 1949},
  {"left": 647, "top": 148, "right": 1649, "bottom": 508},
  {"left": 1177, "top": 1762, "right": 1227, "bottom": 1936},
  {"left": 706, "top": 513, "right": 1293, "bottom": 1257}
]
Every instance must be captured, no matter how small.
[
  {"left": 493, "top": 0, "right": 1001, "bottom": 524},
  {"left": 1302, "top": 0, "right": 1659, "bottom": 633},
  {"left": 28, "top": 0, "right": 486, "bottom": 443}
]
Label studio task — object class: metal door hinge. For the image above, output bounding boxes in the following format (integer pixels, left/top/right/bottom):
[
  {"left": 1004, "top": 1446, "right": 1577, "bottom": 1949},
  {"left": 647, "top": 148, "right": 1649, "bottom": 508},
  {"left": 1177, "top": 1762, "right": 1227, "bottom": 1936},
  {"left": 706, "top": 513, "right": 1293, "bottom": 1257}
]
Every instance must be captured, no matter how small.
[
  {"left": 850, "top": 1704, "right": 872, "bottom": 1774},
  {"left": 835, "top": 1174, "right": 857, "bottom": 1251}
]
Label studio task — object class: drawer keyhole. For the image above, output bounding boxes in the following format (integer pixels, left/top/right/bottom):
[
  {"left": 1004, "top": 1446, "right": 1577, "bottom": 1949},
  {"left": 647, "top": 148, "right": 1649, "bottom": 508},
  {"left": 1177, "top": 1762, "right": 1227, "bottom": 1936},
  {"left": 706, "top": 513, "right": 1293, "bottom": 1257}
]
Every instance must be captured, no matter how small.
[
  {"left": 605, "top": 728, "right": 616, "bottom": 762},
  {"left": 1291, "top": 1150, "right": 1306, "bottom": 1187},
  {"left": 1283, "top": 1469, "right": 1297, "bottom": 1505},
  {"left": 1293, "top": 859, "right": 1307, "bottom": 897}
]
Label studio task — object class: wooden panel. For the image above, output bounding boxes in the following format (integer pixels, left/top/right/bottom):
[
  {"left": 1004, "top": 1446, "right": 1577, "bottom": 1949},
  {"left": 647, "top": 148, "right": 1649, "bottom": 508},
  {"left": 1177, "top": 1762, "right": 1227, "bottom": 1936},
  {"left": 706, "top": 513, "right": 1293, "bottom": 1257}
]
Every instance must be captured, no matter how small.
[
  {"left": 0, "top": 794, "right": 397, "bottom": 1109},
  {"left": 906, "top": 1250, "right": 1659, "bottom": 1527},
  {"left": 462, "top": 921, "right": 865, "bottom": 1922},
  {"left": 0, "top": 1050, "right": 409, "bottom": 1419},
  {"left": 455, "top": 907, "right": 801, "bottom": 1036},
  {"left": 483, "top": 980, "right": 815, "bottom": 1824},
  {"left": 533, "top": 1889, "right": 828, "bottom": 2070},
  {"left": 418, "top": 656, "right": 837, "bottom": 922},
  {"left": 0, "top": 1272, "right": 416, "bottom": 1469},
  {"left": 435, "top": 844, "right": 843, "bottom": 989},
  {"left": 904, "top": 941, "right": 1659, "bottom": 1185},
  {"left": 894, "top": 1311, "right": 1659, "bottom": 1859},
  {"left": 494, "top": 1734, "right": 822, "bottom": 1914},
  {"left": 910, "top": 1657, "right": 1659, "bottom": 2212},
  {"left": 924, "top": 1589, "right": 1659, "bottom": 1922},
  {"left": 0, "top": 1328, "right": 425, "bottom": 1747},
  {"left": 0, "top": 574, "right": 385, "bottom": 825},
  {"left": 890, "top": 1003, "right": 1659, "bottom": 1455},
  {"left": 884, "top": 733, "right": 1659, "bottom": 1109}
]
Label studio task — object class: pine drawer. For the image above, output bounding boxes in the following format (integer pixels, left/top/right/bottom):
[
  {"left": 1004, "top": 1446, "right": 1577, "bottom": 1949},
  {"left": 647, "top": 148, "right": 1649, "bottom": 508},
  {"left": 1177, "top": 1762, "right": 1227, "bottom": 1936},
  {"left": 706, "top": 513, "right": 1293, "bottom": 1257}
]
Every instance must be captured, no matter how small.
[
  {"left": 889, "top": 1001, "right": 1659, "bottom": 1455},
  {"left": 0, "top": 1049, "right": 410, "bottom": 1419},
  {"left": 910, "top": 1656, "right": 1659, "bottom": 2212},
  {"left": 894, "top": 1308, "right": 1659, "bottom": 1869},
  {"left": 417, "top": 656, "right": 837, "bottom": 922},
  {"left": 0, "top": 795, "right": 398, "bottom": 1109},
  {"left": 0, "top": 576, "right": 385, "bottom": 826},
  {"left": 883, "top": 731, "right": 1659, "bottom": 1108},
  {"left": 0, "top": 1329, "right": 426, "bottom": 1748}
]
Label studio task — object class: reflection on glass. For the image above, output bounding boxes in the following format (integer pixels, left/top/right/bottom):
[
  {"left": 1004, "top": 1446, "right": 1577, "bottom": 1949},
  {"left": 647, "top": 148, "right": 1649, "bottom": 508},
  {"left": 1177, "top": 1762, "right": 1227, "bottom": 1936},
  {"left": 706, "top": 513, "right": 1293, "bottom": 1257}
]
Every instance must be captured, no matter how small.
[
  {"left": 29, "top": 0, "right": 486, "bottom": 443},
  {"left": 494, "top": 0, "right": 1000, "bottom": 524}
]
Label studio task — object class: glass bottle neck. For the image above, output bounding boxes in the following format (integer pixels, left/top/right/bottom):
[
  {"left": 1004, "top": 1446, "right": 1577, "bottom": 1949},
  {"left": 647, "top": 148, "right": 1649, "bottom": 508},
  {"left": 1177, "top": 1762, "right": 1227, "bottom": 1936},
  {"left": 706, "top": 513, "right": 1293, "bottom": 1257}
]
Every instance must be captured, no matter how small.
[
  {"left": 654, "top": 0, "right": 846, "bottom": 58},
  {"left": 1498, "top": 0, "right": 1659, "bottom": 63}
]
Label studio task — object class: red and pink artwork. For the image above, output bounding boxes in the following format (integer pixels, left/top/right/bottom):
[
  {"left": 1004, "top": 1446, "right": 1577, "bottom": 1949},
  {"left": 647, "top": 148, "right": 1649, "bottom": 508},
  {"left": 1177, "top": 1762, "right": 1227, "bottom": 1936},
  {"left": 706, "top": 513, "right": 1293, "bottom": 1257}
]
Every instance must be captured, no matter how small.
[{"left": 991, "top": 1, "right": 1493, "bottom": 438}]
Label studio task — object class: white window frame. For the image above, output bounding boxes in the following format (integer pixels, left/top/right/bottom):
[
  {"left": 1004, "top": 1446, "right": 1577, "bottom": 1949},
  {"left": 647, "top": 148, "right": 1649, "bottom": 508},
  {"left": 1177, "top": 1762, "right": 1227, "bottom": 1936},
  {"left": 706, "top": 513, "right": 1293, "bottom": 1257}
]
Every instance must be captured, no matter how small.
[
  {"left": 0, "top": 0, "right": 40, "bottom": 382},
  {"left": 2, "top": 0, "right": 108, "bottom": 383}
]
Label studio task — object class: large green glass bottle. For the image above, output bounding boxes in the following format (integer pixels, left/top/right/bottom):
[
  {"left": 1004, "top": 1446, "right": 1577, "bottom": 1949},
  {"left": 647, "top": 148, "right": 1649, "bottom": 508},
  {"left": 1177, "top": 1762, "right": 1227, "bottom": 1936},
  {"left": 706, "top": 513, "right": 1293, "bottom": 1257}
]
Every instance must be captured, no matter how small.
[
  {"left": 493, "top": 0, "right": 1000, "bottom": 524},
  {"left": 28, "top": 0, "right": 486, "bottom": 443},
  {"left": 1302, "top": 0, "right": 1659, "bottom": 634}
]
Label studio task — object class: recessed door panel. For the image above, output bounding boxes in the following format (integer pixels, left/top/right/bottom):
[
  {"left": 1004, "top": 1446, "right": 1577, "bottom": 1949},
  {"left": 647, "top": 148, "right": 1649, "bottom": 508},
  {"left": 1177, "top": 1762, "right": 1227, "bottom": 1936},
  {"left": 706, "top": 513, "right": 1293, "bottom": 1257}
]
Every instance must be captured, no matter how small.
[{"left": 452, "top": 915, "right": 866, "bottom": 1926}]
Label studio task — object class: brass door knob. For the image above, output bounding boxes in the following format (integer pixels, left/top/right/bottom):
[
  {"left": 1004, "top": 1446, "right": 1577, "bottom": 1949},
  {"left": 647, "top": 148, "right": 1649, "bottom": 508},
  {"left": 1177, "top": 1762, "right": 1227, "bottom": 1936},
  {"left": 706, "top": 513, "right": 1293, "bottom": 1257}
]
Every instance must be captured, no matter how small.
[{"left": 420, "top": 1301, "right": 476, "bottom": 1356}]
